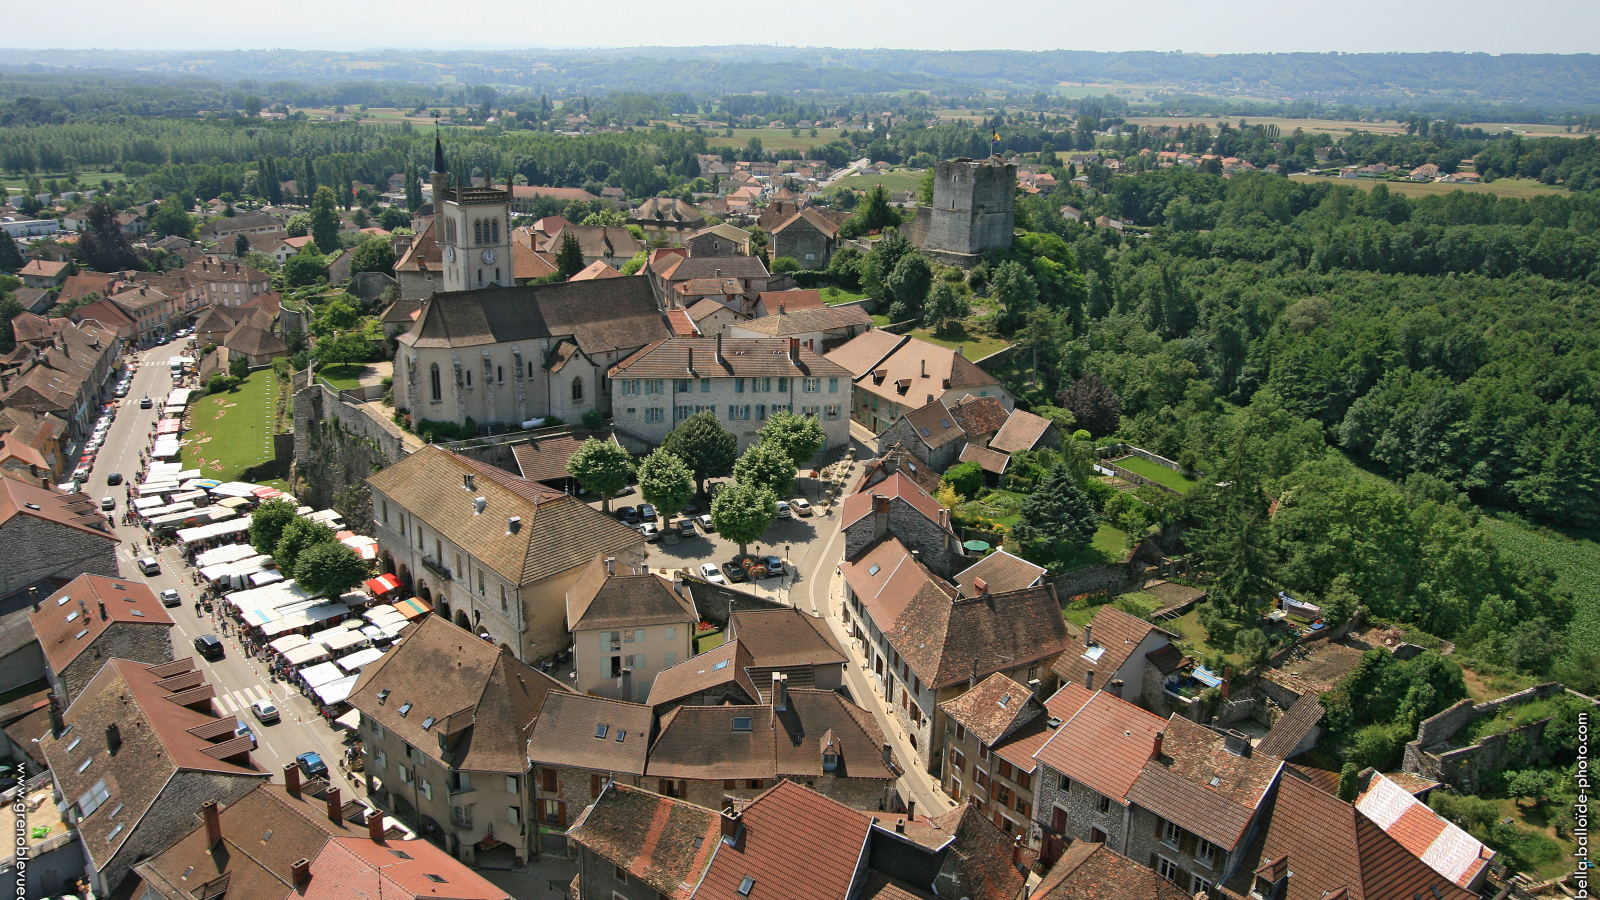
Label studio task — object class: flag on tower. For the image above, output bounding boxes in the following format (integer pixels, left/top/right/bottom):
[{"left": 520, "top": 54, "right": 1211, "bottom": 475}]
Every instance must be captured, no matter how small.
[{"left": 990, "top": 131, "right": 1001, "bottom": 157}]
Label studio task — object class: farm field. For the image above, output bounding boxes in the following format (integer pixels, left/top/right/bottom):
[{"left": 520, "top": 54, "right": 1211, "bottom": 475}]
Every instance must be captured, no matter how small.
[
  {"left": 1125, "top": 115, "right": 1413, "bottom": 136},
  {"left": 1289, "top": 173, "right": 1571, "bottom": 200},
  {"left": 1478, "top": 516, "right": 1600, "bottom": 653},
  {"left": 690, "top": 126, "right": 833, "bottom": 153},
  {"left": 2, "top": 172, "right": 128, "bottom": 192},
  {"left": 831, "top": 169, "right": 926, "bottom": 195}
]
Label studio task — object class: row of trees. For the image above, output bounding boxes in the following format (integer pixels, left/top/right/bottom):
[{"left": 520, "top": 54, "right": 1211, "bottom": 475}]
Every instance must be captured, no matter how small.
[{"left": 247, "top": 499, "right": 369, "bottom": 598}]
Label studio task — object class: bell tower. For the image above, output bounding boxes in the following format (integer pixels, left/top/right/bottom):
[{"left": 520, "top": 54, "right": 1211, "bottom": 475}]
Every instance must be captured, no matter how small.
[{"left": 434, "top": 132, "right": 513, "bottom": 293}]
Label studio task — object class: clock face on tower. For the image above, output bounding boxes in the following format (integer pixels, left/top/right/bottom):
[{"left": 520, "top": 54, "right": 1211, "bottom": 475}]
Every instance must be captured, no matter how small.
[
  {"left": 481, "top": 248, "right": 497, "bottom": 264},
  {"left": 447, "top": 246, "right": 456, "bottom": 263}
]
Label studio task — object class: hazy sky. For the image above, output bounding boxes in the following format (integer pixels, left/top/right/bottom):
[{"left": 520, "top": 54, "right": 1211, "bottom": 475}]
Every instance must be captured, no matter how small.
[{"left": 7, "top": 0, "right": 1598, "bottom": 55}]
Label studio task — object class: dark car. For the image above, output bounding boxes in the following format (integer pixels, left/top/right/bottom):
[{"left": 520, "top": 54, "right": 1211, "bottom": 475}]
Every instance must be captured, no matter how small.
[
  {"left": 296, "top": 752, "right": 328, "bottom": 779},
  {"left": 721, "top": 562, "right": 748, "bottom": 583},
  {"left": 106, "top": 472, "right": 122, "bottom": 486},
  {"left": 194, "top": 634, "right": 224, "bottom": 659},
  {"left": 616, "top": 505, "right": 640, "bottom": 524},
  {"left": 139, "top": 397, "right": 153, "bottom": 409},
  {"left": 681, "top": 501, "right": 699, "bottom": 516},
  {"left": 638, "top": 503, "right": 658, "bottom": 522}
]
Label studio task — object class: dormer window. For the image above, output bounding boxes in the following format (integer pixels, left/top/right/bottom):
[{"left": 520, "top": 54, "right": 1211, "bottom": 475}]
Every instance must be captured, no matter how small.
[
  {"left": 398, "top": 703, "right": 412, "bottom": 717},
  {"left": 732, "top": 717, "right": 752, "bottom": 732}
]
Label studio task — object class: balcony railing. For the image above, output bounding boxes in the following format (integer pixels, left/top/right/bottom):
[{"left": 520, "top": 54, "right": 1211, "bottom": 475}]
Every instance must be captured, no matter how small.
[{"left": 420, "top": 556, "right": 453, "bottom": 581}]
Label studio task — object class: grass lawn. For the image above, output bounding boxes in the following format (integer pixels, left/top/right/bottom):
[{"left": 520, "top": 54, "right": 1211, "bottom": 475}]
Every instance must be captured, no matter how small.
[
  {"left": 1289, "top": 173, "right": 1569, "bottom": 201},
  {"left": 820, "top": 287, "right": 869, "bottom": 305},
  {"left": 1489, "top": 796, "right": 1578, "bottom": 882},
  {"left": 1057, "top": 523, "right": 1129, "bottom": 571},
  {"left": 1, "top": 171, "right": 128, "bottom": 191},
  {"left": 1111, "top": 455, "right": 1199, "bottom": 493},
  {"left": 1167, "top": 604, "right": 1245, "bottom": 670},
  {"left": 181, "top": 371, "right": 281, "bottom": 482},
  {"left": 907, "top": 323, "right": 1011, "bottom": 361},
  {"left": 318, "top": 364, "right": 366, "bottom": 392},
  {"left": 957, "top": 489, "right": 1029, "bottom": 528},
  {"left": 695, "top": 631, "right": 725, "bottom": 654},
  {"left": 871, "top": 315, "right": 892, "bottom": 326},
  {"left": 832, "top": 170, "right": 928, "bottom": 195}
]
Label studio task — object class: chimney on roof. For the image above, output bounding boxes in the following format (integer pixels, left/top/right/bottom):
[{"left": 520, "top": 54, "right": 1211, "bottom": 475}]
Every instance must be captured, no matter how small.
[
  {"left": 202, "top": 799, "right": 222, "bottom": 847},
  {"left": 507, "top": 516, "right": 521, "bottom": 535},
  {"left": 98, "top": 601, "right": 107, "bottom": 620},
  {"left": 1221, "top": 667, "right": 1232, "bottom": 700},
  {"left": 969, "top": 657, "right": 978, "bottom": 690},
  {"left": 894, "top": 818, "right": 906, "bottom": 834},
  {"left": 720, "top": 808, "right": 743, "bottom": 845},
  {"left": 1223, "top": 729, "right": 1251, "bottom": 757},
  {"left": 1083, "top": 624, "right": 1092, "bottom": 649},
  {"left": 920, "top": 359, "right": 927, "bottom": 378},
  {"left": 463, "top": 472, "right": 475, "bottom": 491},
  {"left": 325, "top": 785, "right": 342, "bottom": 824},
  {"left": 715, "top": 332, "right": 725, "bottom": 365},
  {"left": 686, "top": 346, "right": 695, "bottom": 376},
  {"left": 290, "top": 858, "right": 311, "bottom": 886},
  {"left": 620, "top": 667, "right": 633, "bottom": 702},
  {"left": 1028, "top": 678, "right": 1042, "bottom": 701},
  {"left": 1109, "top": 679, "right": 1124, "bottom": 695},
  {"left": 1151, "top": 731, "right": 1164, "bottom": 761},
  {"left": 284, "top": 762, "right": 300, "bottom": 797},
  {"left": 772, "top": 673, "right": 788, "bottom": 711},
  {"left": 778, "top": 302, "right": 786, "bottom": 316},
  {"left": 715, "top": 268, "right": 722, "bottom": 278},
  {"left": 789, "top": 337, "right": 800, "bottom": 364},
  {"left": 973, "top": 577, "right": 988, "bottom": 595},
  {"left": 605, "top": 557, "right": 615, "bottom": 576},
  {"left": 906, "top": 800, "right": 915, "bottom": 819},
  {"left": 1085, "top": 670, "right": 1094, "bottom": 692},
  {"left": 106, "top": 723, "right": 121, "bottom": 754},
  {"left": 956, "top": 345, "right": 964, "bottom": 358},
  {"left": 872, "top": 495, "right": 889, "bottom": 539},
  {"left": 367, "top": 809, "right": 385, "bottom": 842}
]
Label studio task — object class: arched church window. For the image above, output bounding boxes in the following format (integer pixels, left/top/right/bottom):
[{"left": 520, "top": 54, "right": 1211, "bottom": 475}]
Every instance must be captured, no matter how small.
[
  {"left": 491, "top": 219, "right": 500, "bottom": 243},
  {"left": 571, "top": 377, "right": 583, "bottom": 401},
  {"left": 474, "top": 220, "right": 483, "bottom": 246},
  {"left": 430, "top": 364, "right": 441, "bottom": 401}
]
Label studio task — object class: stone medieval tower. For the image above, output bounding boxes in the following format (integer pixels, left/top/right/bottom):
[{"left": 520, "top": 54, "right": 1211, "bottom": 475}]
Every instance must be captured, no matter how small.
[{"left": 915, "top": 157, "right": 1017, "bottom": 266}]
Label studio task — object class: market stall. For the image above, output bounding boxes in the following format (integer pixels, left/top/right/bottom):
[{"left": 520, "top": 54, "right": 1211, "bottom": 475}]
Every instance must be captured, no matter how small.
[{"left": 336, "top": 647, "right": 384, "bottom": 673}]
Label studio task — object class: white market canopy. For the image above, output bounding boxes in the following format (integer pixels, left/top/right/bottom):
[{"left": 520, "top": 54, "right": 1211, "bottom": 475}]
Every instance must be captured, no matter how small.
[
  {"left": 176, "top": 518, "right": 251, "bottom": 544},
  {"left": 132, "top": 496, "right": 167, "bottom": 511},
  {"left": 196, "top": 543, "right": 257, "bottom": 568},
  {"left": 299, "top": 661, "right": 346, "bottom": 688},
  {"left": 282, "top": 642, "right": 334, "bottom": 666},
  {"left": 314, "top": 675, "right": 360, "bottom": 705},
  {"left": 336, "top": 647, "right": 384, "bottom": 672},
  {"left": 209, "top": 482, "right": 260, "bottom": 498},
  {"left": 269, "top": 634, "right": 311, "bottom": 654},
  {"left": 250, "top": 570, "right": 285, "bottom": 587},
  {"left": 320, "top": 629, "right": 367, "bottom": 653}
]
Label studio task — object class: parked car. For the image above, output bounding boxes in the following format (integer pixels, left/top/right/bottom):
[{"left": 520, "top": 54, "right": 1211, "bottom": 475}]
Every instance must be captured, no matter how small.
[
  {"left": 193, "top": 634, "right": 224, "bottom": 659},
  {"left": 637, "top": 522, "right": 661, "bottom": 542},
  {"left": 673, "top": 519, "right": 700, "bottom": 539},
  {"left": 681, "top": 501, "right": 699, "bottom": 516},
  {"left": 775, "top": 500, "right": 793, "bottom": 519},
  {"left": 296, "top": 752, "right": 328, "bottom": 778},
  {"left": 638, "top": 503, "right": 658, "bottom": 522},
  {"left": 137, "top": 557, "right": 161, "bottom": 576},
  {"left": 106, "top": 472, "right": 122, "bottom": 486},
  {"left": 696, "top": 514, "right": 715, "bottom": 533},
  {"left": 790, "top": 498, "right": 813, "bottom": 516},
  {"left": 616, "top": 505, "right": 640, "bottom": 524},
  {"left": 251, "top": 700, "right": 280, "bottom": 723},
  {"left": 613, "top": 484, "right": 637, "bottom": 497},
  {"left": 699, "top": 563, "right": 726, "bottom": 584},
  {"left": 764, "top": 556, "right": 785, "bottom": 576},
  {"left": 159, "top": 589, "right": 181, "bottom": 608},
  {"left": 72, "top": 465, "right": 91, "bottom": 481},
  {"left": 139, "top": 397, "right": 153, "bottom": 409},
  {"left": 234, "top": 720, "right": 256, "bottom": 747},
  {"left": 721, "top": 562, "right": 748, "bottom": 583},
  {"left": 101, "top": 497, "right": 116, "bottom": 511}
]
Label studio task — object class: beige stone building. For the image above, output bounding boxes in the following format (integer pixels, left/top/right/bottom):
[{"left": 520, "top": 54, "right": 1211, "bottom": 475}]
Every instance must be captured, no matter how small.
[
  {"left": 366, "top": 445, "right": 645, "bottom": 662},
  {"left": 826, "top": 331, "right": 1013, "bottom": 434},
  {"left": 565, "top": 554, "right": 697, "bottom": 702}
]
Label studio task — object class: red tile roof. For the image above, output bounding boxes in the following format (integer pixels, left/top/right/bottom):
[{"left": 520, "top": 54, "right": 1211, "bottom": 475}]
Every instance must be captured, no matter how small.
[
  {"left": 988, "top": 409, "right": 1056, "bottom": 454},
  {"left": 958, "top": 442, "right": 1010, "bottom": 476},
  {"left": 1355, "top": 773, "right": 1492, "bottom": 888},
  {"left": 1032, "top": 841, "right": 1191, "bottom": 900},
  {"left": 840, "top": 471, "right": 948, "bottom": 531},
  {"left": 695, "top": 780, "right": 873, "bottom": 900},
  {"left": 1124, "top": 716, "right": 1282, "bottom": 850},
  {"left": 954, "top": 550, "right": 1045, "bottom": 598},
  {"left": 570, "top": 784, "right": 720, "bottom": 900},
  {"left": 1034, "top": 690, "right": 1166, "bottom": 803},
  {"left": 1050, "top": 605, "right": 1172, "bottom": 688},
  {"left": 990, "top": 681, "right": 1094, "bottom": 773},
  {"left": 667, "top": 309, "right": 699, "bottom": 336},
  {"left": 30, "top": 574, "right": 174, "bottom": 673}
]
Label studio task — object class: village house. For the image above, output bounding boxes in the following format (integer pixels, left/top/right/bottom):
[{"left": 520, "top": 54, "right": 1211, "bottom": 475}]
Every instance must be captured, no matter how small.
[
  {"left": 0, "top": 410, "right": 67, "bottom": 485},
  {"left": 685, "top": 223, "right": 753, "bottom": 258},
  {"left": 627, "top": 197, "right": 706, "bottom": 247},
  {"left": 877, "top": 394, "right": 1010, "bottom": 471},
  {"left": 41, "top": 658, "right": 271, "bottom": 896},
  {"left": 840, "top": 470, "right": 966, "bottom": 577},
  {"left": 524, "top": 692, "right": 654, "bottom": 829},
  {"left": 30, "top": 574, "right": 174, "bottom": 707},
  {"left": 183, "top": 258, "right": 274, "bottom": 308},
  {"left": 1, "top": 318, "right": 122, "bottom": 442},
  {"left": 565, "top": 554, "right": 696, "bottom": 702},
  {"left": 132, "top": 778, "right": 511, "bottom": 900},
  {"left": 1051, "top": 605, "right": 1184, "bottom": 712},
  {"left": 547, "top": 224, "right": 644, "bottom": 268},
  {"left": 952, "top": 549, "right": 1045, "bottom": 599},
  {"left": 198, "top": 212, "right": 286, "bottom": 243},
  {"left": 607, "top": 336, "right": 852, "bottom": 455},
  {"left": 648, "top": 255, "right": 770, "bottom": 312},
  {"left": 349, "top": 614, "right": 570, "bottom": 866},
  {"left": 366, "top": 446, "right": 645, "bottom": 661},
  {"left": 840, "top": 534, "right": 1071, "bottom": 773},
  {"left": 770, "top": 208, "right": 842, "bottom": 270},
  {"left": 725, "top": 303, "right": 873, "bottom": 354},
  {"left": 19, "top": 259, "right": 68, "bottom": 290},
  {"left": 827, "top": 331, "right": 1013, "bottom": 433}
]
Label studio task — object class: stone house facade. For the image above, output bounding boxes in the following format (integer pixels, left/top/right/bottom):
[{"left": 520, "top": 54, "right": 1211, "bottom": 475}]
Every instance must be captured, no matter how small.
[
  {"left": 565, "top": 555, "right": 697, "bottom": 702},
  {"left": 770, "top": 209, "right": 840, "bottom": 270},
  {"left": 525, "top": 693, "right": 653, "bottom": 828},
  {"left": 0, "top": 484, "right": 120, "bottom": 599},
  {"left": 608, "top": 336, "right": 852, "bottom": 456},
  {"left": 840, "top": 474, "right": 966, "bottom": 579}
]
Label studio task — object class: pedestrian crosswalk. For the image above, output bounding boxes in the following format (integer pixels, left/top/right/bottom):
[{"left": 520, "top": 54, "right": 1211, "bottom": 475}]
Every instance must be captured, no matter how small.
[{"left": 217, "top": 684, "right": 273, "bottom": 714}]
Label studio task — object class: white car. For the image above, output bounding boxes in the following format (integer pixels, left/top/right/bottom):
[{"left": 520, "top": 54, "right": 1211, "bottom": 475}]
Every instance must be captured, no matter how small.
[
  {"left": 775, "top": 500, "right": 793, "bottom": 519},
  {"left": 699, "top": 563, "right": 727, "bottom": 585},
  {"left": 251, "top": 700, "right": 280, "bottom": 723},
  {"left": 696, "top": 514, "right": 715, "bottom": 533},
  {"left": 790, "top": 498, "right": 813, "bottom": 516}
]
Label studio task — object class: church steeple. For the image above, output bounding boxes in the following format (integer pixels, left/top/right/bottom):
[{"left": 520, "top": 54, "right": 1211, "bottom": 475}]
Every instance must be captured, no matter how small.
[
  {"left": 430, "top": 125, "right": 449, "bottom": 207},
  {"left": 432, "top": 127, "right": 447, "bottom": 176}
]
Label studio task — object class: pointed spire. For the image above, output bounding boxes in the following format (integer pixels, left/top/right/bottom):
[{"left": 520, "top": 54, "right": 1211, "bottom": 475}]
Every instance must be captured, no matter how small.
[{"left": 433, "top": 125, "right": 447, "bottom": 175}]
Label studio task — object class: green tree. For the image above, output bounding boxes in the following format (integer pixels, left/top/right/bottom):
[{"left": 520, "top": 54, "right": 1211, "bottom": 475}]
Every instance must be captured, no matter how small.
[
  {"left": 379, "top": 206, "right": 411, "bottom": 231},
  {"left": 314, "top": 332, "right": 372, "bottom": 367},
  {"left": 349, "top": 237, "right": 396, "bottom": 277},
  {"left": 579, "top": 210, "right": 626, "bottom": 226},
  {"left": 770, "top": 256, "right": 801, "bottom": 274},
  {"left": 310, "top": 185, "right": 341, "bottom": 253},
  {"left": 660, "top": 411, "right": 738, "bottom": 498},
  {"left": 638, "top": 448, "right": 695, "bottom": 525},
  {"left": 233, "top": 233, "right": 250, "bottom": 257},
  {"left": 756, "top": 410, "right": 825, "bottom": 468},
  {"left": 282, "top": 249, "right": 328, "bottom": 288},
  {"left": 294, "top": 542, "right": 369, "bottom": 598},
  {"left": 275, "top": 517, "right": 337, "bottom": 575},
  {"left": 921, "top": 281, "right": 971, "bottom": 333},
  {"left": 885, "top": 251, "right": 934, "bottom": 317},
  {"left": 149, "top": 201, "right": 196, "bottom": 241},
  {"left": 1337, "top": 763, "right": 1360, "bottom": 802},
  {"left": 566, "top": 437, "right": 635, "bottom": 512},
  {"left": 248, "top": 497, "right": 298, "bottom": 556},
  {"left": 1012, "top": 464, "right": 1098, "bottom": 563},
  {"left": 858, "top": 184, "right": 898, "bottom": 232},
  {"left": 942, "top": 460, "right": 984, "bottom": 499},
  {"left": 0, "top": 233, "right": 22, "bottom": 272},
  {"left": 556, "top": 232, "right": 586, "bottom": 279},
  {"left": 991, "top": 260, "right": 1039, "bottom": 334},
  {"left": 77, "top": 201, "right": 140, "bottom": 273},
  {"left": 710, "top": 481, "right": 777, "bottom": 557},
  {"left": 229, "top": 355, "right": 250, "bottom": 379},
  {"left": 285, "top": 212, "right": 311, "bottom": 238},
  {"left": 733, "top": 440, "right": 797, "bottom": 498}
]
